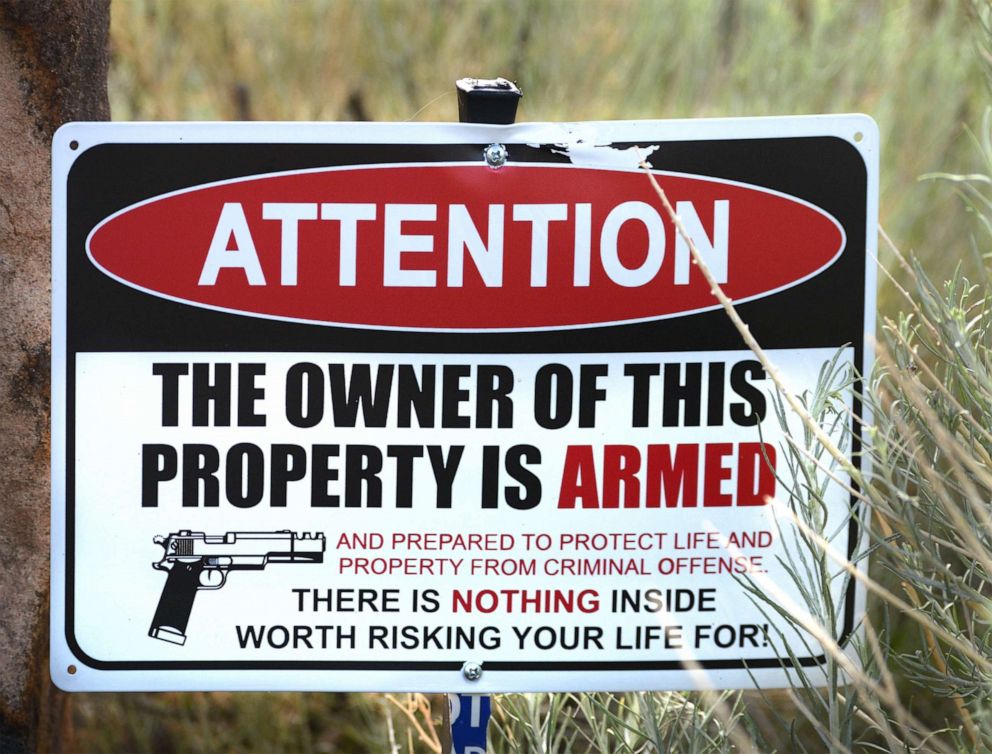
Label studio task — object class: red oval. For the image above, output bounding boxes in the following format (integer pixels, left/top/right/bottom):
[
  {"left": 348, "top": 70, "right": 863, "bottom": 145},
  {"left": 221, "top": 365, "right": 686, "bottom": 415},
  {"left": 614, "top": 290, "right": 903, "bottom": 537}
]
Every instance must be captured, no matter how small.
[{"left": 87, "top": 164, "right": 844, "bottom": 331}]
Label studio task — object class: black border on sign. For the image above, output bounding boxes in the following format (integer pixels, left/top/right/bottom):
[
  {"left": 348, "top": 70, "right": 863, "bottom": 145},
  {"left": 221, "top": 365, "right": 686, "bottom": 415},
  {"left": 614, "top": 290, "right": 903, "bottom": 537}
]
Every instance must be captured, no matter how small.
[{"left": 61, "top": 133, "right": 868, "bottom": 675}]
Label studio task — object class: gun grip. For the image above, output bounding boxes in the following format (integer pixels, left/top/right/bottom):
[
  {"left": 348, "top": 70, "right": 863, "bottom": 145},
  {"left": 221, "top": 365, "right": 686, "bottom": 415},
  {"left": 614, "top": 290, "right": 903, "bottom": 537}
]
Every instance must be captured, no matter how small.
[{"left": 149, "top": 560, "right": 204, "bottom": 645}]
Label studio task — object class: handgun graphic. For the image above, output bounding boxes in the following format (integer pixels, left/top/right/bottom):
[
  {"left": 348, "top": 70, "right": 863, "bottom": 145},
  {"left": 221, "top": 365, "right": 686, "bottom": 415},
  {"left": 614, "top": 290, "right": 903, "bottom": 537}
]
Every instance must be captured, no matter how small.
[{"left": 150, "top": 529, "right": 325, "bottom": 645}]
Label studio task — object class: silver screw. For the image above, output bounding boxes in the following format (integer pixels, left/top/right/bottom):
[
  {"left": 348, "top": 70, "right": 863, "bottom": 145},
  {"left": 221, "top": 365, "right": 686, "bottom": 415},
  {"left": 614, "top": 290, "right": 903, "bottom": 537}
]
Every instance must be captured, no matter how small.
[
  {"left": 462, "top": 661, "right": 483, "bottom": 681},
  {"left": 484, "top": 143, "right": 508, "bottom": 169}
]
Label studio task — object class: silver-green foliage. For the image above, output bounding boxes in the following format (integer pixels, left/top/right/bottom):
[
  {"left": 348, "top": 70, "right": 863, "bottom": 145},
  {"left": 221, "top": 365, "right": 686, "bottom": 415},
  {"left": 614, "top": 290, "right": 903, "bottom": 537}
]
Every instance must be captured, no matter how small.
[{"left": 490, "top": 691, "right": 749, "bottom": 754}]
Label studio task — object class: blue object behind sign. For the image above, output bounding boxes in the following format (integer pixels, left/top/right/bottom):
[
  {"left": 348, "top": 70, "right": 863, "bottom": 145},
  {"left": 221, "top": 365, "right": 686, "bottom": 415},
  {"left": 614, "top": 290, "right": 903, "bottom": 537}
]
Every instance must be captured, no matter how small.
[{"left": 448, "top": 694, "right": 491, "bottom": 754}]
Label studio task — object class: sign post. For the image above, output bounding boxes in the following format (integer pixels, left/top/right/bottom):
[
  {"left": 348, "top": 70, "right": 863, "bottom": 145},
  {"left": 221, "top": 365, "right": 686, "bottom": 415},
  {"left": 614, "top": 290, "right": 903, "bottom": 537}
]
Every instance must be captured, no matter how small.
[
  {"left": 445, "top": 76, "right": 525, "bottom": 754},
  {"left": 51, "top": 115, "right": 877, "bottom": 697}
]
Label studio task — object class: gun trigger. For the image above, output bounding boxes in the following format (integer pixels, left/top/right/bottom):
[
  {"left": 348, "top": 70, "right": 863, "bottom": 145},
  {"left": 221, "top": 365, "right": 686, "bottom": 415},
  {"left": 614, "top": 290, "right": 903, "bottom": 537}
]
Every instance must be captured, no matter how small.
[{"left": 199, "top": 569, "right": 225, "bottom": 588}]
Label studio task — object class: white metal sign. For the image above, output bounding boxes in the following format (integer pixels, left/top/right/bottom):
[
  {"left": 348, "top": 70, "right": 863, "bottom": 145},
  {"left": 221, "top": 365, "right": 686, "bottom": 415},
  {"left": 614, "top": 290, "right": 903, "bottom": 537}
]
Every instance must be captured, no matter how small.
[{"left": 52, "top": 117, "right": 878, "bottom": 691}]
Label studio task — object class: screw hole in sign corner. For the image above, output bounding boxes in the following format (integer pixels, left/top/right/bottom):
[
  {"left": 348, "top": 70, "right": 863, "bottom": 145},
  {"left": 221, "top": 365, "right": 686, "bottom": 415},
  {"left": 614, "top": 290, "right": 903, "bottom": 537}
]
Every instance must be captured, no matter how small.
[
  {"left": 69, "top": 140, "right": 79, "bottom": 151},
  {"left": 67, "top": 664, "right": 77, "bottom": 675},
  {"left": 853, "top": 131, "right": 864, "bottom": 143}
]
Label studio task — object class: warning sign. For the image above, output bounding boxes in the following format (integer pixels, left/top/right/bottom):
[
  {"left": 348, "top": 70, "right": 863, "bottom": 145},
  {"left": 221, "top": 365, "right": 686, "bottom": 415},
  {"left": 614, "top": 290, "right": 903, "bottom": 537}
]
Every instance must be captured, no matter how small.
[{"left": 52, "top": 117, "right": 877, "bottom": 692}]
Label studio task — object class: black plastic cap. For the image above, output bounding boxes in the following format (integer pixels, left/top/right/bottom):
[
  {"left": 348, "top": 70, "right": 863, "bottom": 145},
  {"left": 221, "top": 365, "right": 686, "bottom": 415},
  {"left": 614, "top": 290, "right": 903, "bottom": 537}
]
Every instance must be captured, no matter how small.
[{"left": 456, "top": 77, "right": 522, "bottom": 125}]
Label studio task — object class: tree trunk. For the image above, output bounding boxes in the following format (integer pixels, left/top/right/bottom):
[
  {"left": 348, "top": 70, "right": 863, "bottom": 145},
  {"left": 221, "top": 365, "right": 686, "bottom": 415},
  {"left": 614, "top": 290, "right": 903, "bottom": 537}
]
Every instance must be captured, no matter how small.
[{"left": 0, "top": 1, "right": 109, "bottom": 751}]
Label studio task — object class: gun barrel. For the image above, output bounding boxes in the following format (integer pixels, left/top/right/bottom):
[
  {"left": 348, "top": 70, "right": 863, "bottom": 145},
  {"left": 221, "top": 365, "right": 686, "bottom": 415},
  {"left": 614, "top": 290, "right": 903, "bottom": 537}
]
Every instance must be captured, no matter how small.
[{"left": 155, "top": 530, "right": 326, "bottom": 562}]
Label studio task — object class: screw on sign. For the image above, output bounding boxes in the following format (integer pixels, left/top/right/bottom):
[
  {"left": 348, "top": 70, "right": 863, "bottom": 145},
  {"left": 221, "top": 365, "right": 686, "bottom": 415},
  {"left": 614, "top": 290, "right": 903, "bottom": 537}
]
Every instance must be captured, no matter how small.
[{"left": 483, "top": 143, "right": 508, "bottom": 169}]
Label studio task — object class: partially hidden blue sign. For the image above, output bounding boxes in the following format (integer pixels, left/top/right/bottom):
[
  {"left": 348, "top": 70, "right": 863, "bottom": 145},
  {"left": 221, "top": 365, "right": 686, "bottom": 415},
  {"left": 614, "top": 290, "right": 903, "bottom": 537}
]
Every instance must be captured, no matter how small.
[{"left": 449, "top": 694, "right": 492, "bottom": 754}]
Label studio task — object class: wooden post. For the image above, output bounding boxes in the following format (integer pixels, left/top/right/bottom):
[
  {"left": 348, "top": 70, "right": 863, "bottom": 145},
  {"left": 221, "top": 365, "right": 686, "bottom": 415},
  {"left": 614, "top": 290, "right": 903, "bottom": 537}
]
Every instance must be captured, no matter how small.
[
  {"left": 441, "top": 695, "right": 453, "bottom": 754},
  {"left": 0, "top": 2, "right": 109, "bottom": 750}
]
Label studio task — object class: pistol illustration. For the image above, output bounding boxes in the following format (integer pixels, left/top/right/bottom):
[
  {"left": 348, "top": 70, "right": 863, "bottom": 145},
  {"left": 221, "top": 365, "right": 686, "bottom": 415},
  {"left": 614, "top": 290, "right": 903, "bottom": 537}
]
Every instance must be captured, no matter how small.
[{"left": 150, "top": 529, "right": 325, "bottom": 645}]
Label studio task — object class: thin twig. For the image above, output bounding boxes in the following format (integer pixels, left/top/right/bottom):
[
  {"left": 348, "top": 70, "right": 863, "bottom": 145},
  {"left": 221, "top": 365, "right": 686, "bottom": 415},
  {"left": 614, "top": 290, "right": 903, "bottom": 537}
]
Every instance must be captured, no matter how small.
[
  {"left": 638, "top": 159, "right": 982, "bottom": 747},
  {"left": 637, "top": 159, "right": 856, "bottom": 478}
]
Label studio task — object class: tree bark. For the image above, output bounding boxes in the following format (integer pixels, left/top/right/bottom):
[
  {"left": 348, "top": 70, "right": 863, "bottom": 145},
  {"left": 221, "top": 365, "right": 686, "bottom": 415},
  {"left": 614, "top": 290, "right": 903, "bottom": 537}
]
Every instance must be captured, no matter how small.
[{"left": 0, "top": 1, "right": 109, "bottom": 751}]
